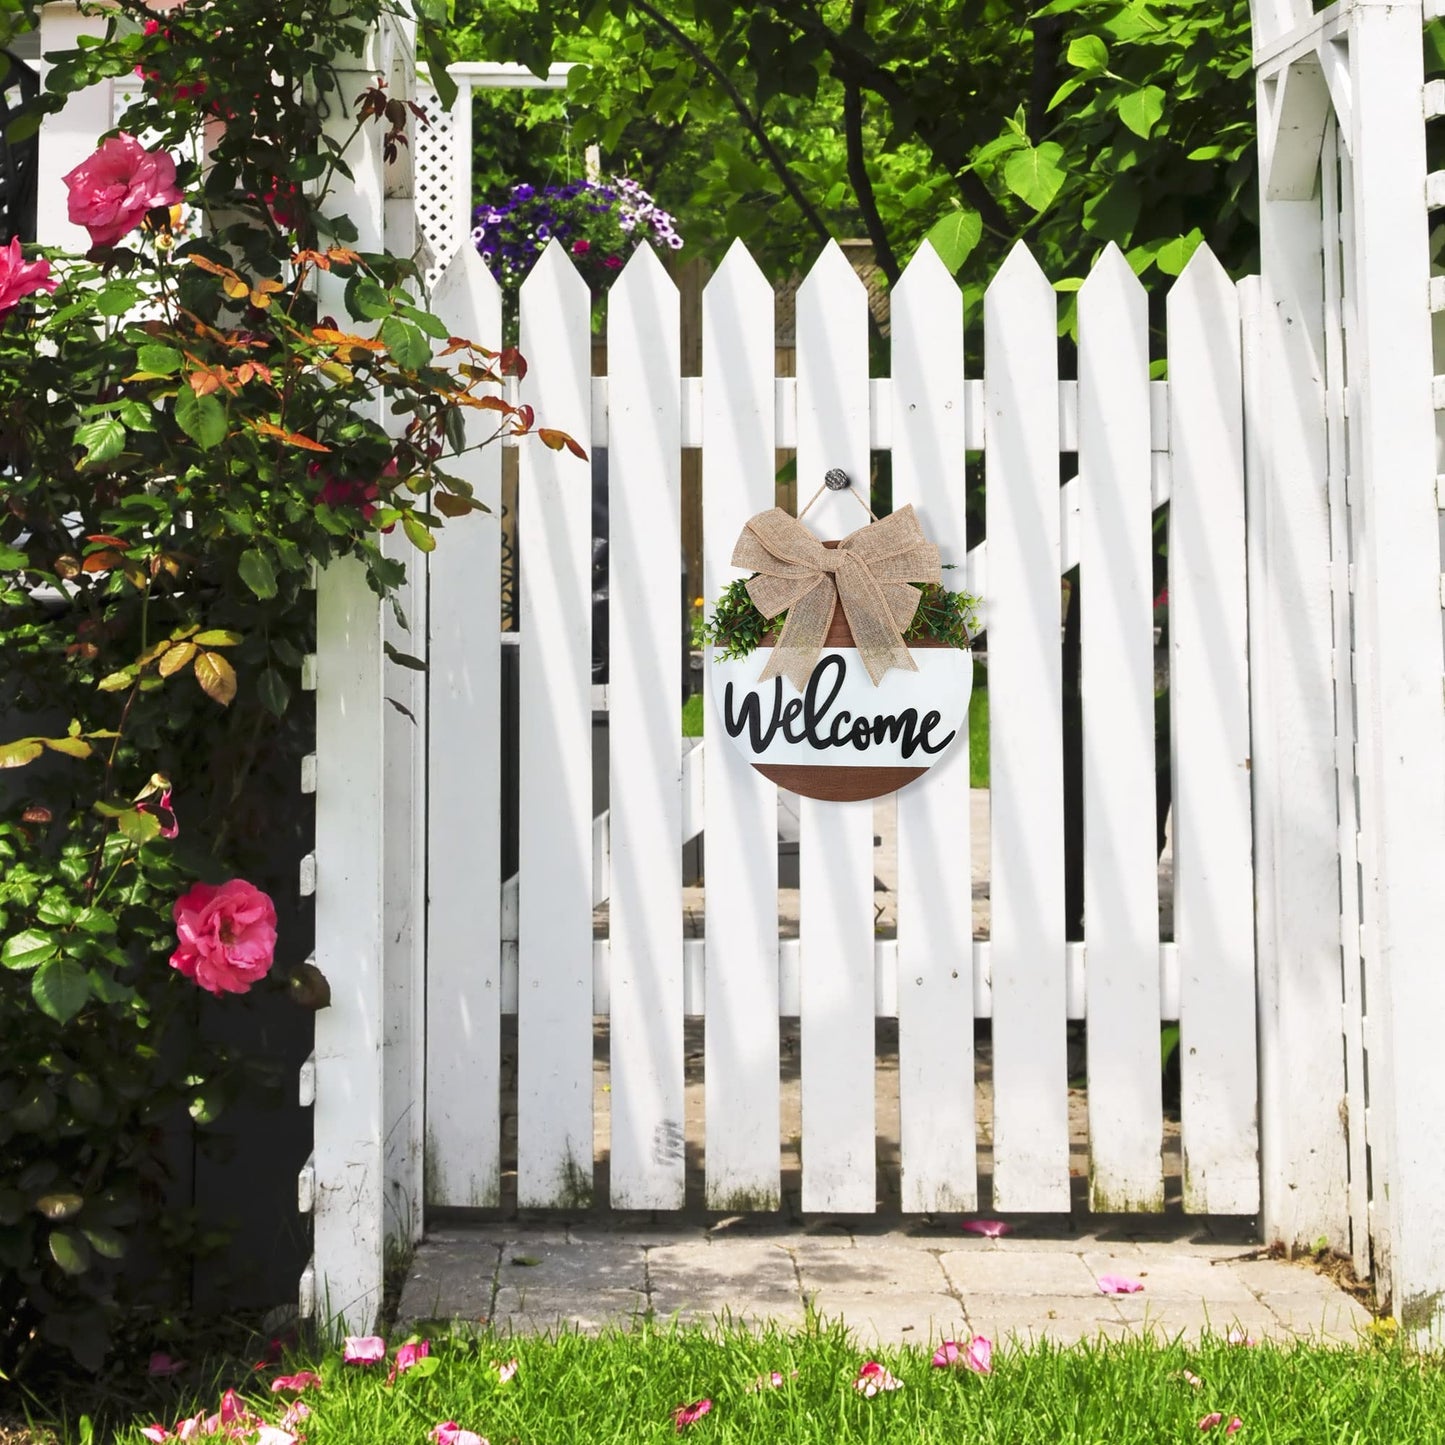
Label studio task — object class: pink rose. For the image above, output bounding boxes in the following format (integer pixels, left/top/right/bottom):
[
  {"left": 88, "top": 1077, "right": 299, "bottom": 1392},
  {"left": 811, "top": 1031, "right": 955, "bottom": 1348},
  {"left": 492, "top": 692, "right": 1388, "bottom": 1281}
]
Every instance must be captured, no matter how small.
[
  {"left": 170, "top": 879, "right": 277, "bottom": 996},
  {"left": 0, "top": 236, "right": 56, "bottom": 319},
  {"left": 63, "top": 134, "right": 183, "bottom": 249}
]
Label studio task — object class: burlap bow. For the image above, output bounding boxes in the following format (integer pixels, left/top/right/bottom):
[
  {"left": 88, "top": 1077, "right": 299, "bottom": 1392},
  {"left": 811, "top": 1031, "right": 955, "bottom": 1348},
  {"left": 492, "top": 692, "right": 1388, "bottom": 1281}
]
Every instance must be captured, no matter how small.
[{"left": 731, "top": 504, "right": 942, "bottom": 692}]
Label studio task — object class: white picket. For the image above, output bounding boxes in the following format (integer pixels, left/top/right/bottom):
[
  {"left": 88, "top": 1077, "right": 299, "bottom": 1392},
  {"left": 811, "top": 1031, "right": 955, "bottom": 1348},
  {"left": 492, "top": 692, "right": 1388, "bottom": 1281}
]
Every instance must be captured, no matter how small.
[
  {"left": 702, "top": 240, "right": 782, "bottom": 1210},
  {"left": 425, "top": 246, "right": 504, "bottom": 1207},
  {"left": 516, "top": 241, "right": 597, "bottom": 1208},
  {"left": 1166, "top": 246, "right": 1258, "bottom": 1215},
  {"left": 313, "top": 558, "right": 385, "bottom": 1332},
  {"left": 606, "top": 246, "right": 685, "bottom": 1209},
  {"left": 795, "top": 241, "right": 877, "bottom": 1213},
  {"left": 891, "top": 243, "right": 976, "bottom": 1213},
  {"left": 1077, "top": 244, "right": 1164, "bottom": 1212},
  {"left": 984, "top": 242, "right": 1071, "bottom": 1212}
]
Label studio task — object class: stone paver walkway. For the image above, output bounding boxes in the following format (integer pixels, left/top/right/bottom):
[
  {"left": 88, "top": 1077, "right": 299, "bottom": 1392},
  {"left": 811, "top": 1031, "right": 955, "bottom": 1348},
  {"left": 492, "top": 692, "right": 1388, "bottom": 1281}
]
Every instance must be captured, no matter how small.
[{"left": 398, "top": 1224, "right": 1372, "bottom": 1347}]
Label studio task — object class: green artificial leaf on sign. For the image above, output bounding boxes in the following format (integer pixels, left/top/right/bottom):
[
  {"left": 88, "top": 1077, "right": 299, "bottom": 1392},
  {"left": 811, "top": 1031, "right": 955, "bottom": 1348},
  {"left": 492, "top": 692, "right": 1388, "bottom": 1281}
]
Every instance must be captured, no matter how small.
[
  {"left": 1065, "top": 34, "right": 1108, "bottom": 70},
  {"left": 238, "top": 548, "right": 278, "bottom": 600},
  {"left": 48, "top": 1226, "right": 91, "bottom": 1276},
  {"left": 3, "top": 928, "right": 56, "bottom": 970},
  {"left": 924, "top": 208, "right": 983, "bottom": 273},
  {"left": 74, "top": 417, "right": 126, "bottom": 467},
  {"left": 32, "top": 957, "right": 90, "bottom": 1023},
  {"left": 1117, "top": 84, "right": 1166, "bottom": 139},
  {"left": 381, "top": 317, "right": 432, "bottom": 370},
  {"left": 174, "top": 388, "right": 228, "bottom": 449},
  {"left": 1003, "top": 142, "right": 1067, "bottom": 212}
]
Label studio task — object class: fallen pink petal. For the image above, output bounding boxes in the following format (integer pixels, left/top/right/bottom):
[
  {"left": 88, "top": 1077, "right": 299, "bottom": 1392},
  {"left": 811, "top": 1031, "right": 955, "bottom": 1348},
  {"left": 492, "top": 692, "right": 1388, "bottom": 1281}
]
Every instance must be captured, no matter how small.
[
  {"left": 964, "top": 1336, "right": 993, "bottom": 1374},
  {"left": 1181, "top": 1370, "right": 1204, "bottom": 1389},
  {"left": 495, "top": 1357, "right": 519, "bottom": 1384},
  {"left": 140, "top": 1428, "right": 169, "bottom": 1443},
  {"left": 1097, "top": 1274, "right": 1145, "bottom": 1294},
  {"left": 342, "top": 1334, "right": 387, "bottom": 1365},
  {"left": 280, "top": 1402, "right": 311, "bottom": 1429},
  {"left": 148, "top": 1352, "right": 186, "bottom": 1377},
  {"left": 746, "top": 1369, "right": 794, "bottom": 1391},
  {"left": 673, "top": 1398, "right": 712, "bottom": 1430},
  {"left": 1226, "top": 1327, "right": 1257, "bottom": 1347},
  {"left": 931, "top": 1341, "right": 961, "bottom": 1368},
  {"left": 218, "top": 1391, "right": 245, "bottom": 1427},
  {"left": 1199, "top": 1413, "right": 1224, "bottom": 1431},
  {"left": 853, "top": 1361, "right": 904, "bottom": 1397},
  {"left": 960, "top": 1220, "right": 1013, "bottom": 1237},
  {"left": 252, "top": 1430, "right": 297, "bottom": 1445},
  {"left": 270, "top": 1372, "right": 322, "bottom": 1394},
  {"left": 1226, "top": 1419, "right": 1243, "bottom": 1435},
  {"left": 431, "top": 1423, "right": 488, "bottom": 1445}
]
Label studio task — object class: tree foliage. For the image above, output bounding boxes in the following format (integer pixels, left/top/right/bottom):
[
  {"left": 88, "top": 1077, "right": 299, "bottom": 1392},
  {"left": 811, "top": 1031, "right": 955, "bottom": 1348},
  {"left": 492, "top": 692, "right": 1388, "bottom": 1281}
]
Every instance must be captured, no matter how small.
[{"left": 455, "top": 0, "right": 1258, "bottom": 321}]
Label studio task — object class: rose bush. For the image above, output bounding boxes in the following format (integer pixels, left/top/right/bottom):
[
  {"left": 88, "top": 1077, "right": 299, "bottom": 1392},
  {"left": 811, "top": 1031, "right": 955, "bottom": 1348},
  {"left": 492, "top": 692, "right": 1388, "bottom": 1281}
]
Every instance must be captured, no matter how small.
[{"left": 0, "top": 0, "right": 579, "bottom": 1380}]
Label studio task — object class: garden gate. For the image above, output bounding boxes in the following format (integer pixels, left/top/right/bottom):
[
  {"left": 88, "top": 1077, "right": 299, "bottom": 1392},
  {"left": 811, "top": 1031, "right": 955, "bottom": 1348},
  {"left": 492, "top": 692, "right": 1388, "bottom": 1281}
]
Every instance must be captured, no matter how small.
[{"left": 153, "top": 0, "right": 1437, "bottom": 1340}]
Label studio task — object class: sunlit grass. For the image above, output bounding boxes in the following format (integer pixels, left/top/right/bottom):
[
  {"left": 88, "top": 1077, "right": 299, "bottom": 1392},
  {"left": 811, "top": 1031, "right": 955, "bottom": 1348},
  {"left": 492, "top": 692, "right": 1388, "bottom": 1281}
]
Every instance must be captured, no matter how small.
[{"left": 57, "top": 1323, "right": 1445, "bottom": 1445}]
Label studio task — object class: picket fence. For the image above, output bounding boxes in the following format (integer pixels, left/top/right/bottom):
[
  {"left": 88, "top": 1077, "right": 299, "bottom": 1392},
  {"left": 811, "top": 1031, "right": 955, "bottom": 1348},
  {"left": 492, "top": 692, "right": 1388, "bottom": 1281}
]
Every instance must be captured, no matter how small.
[{"left": 325, "top": 231, "right": 1254, "bottom": 1231}]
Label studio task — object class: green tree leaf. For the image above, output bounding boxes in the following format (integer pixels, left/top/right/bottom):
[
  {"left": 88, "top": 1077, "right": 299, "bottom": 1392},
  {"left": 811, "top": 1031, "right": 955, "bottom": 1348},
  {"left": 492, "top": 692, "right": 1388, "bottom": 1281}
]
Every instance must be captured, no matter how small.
[
  {"left": 381, "top": 317, "right": 432, "bottom": 370},
  {"left": 1003, "top": 142, "right": 1066, "bottom": 212},
  {"left": 402, "top": 511, "right": 437, "bottom": 553},
  {"left": 1066, "top": 34, "right": 1108, "bottom": 71},
  {"left": 31, "top": 957, "right": 90, "bottom": 1023},
  {"left": 256, "top": 668, "right": 291, "bottom": 717},
  {"left": 2, "top": 928, "right": 56, "bottom": 970},
  {"left": 1156, "top": 227, "right": 1205, "bottom": 276},
  {"left": 1117, "top": 84, "right": 1166, "bottom": 139},
  {"left": 47, "top": 1226, "right": 92, "bottom": 1276},
  {"left": 74, "top": 417, "right": 126, "bottom": 467},
  {"left": 238, "top": 548, "right": 278, "bottom": 600},
  {"left": 924, "top": 208, "right": 983, "bottom": 273},
  {"left": 174, "top": 388, "right": 228, "bottom": 450},
  {"left": 136, "top": 343, "right": 183, "bottom": 375}
]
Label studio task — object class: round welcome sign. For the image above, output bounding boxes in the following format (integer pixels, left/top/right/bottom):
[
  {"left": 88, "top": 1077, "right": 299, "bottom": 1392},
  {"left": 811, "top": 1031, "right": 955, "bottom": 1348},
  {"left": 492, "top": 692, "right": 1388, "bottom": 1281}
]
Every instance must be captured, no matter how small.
[
  {"left": 710, "top": 498, "right": 975, "bottom": 803},
  {"left": 714, "top": 623, "right": 973, "bottom": 802}
]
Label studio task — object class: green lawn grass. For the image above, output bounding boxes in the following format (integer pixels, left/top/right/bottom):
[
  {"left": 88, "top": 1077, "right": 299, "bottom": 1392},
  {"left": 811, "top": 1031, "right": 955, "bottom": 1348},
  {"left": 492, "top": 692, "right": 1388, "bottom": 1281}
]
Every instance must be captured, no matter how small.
[
  {"left": 50, "top": 1323, "right": 1439, "bottom": 1445},
  {"left": 683, "top": 688, "right": 991, "bottom": 789}
]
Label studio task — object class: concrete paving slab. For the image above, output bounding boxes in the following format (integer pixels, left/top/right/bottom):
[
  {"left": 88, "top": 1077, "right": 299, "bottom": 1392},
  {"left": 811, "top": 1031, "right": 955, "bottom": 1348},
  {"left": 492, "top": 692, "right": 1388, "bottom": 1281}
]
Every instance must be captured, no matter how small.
[
  {"left": 940, "top": 1249, "right": 1100, "bottom": 1297},
  {"left": 494, "top": 1289, "right": 650, "bottom": 1335},
  {"left": 648, "top": 1240, "right": 802, "bottom": 1322},
  {"left": 963, "top": 1293, "right": 1128, "bottom": 1347},
  {"left": 793, "top": 1241, "right": 951, "bottom": 1295},
  {"left": 806, "top": 1293, "right": 968, "bottom": 1347},
  {"left": 1081, "top": 1251, "right": 1258, "bottom": 1305},
  {"left": 1260, "top": 1292, "right": 1372, "bottom": 1340}
]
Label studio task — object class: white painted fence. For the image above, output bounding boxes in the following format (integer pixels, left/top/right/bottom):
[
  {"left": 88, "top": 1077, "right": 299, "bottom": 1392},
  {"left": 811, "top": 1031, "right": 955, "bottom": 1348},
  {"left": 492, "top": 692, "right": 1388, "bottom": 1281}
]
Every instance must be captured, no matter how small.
[{"left": 378, "top": 232, "right": 1256, "bottom": 1229}]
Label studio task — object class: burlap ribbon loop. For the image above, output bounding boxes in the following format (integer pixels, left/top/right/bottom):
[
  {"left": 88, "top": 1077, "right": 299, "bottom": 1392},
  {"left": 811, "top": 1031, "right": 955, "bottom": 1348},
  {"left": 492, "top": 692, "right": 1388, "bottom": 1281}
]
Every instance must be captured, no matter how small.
[{"left": 731, "top": 504, "right": 942, "bottom": 692}]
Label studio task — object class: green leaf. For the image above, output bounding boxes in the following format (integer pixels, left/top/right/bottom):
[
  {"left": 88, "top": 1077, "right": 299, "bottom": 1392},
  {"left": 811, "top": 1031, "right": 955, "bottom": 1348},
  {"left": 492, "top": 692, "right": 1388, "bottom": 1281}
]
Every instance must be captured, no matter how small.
[
  {"left": 384, "top": 642, "right": 427, "bottom": 671},
  {"left": 74, "top": 907, "right": 116, "bottom": 934},
  {"left": 405, "top": 1354, "right": 441, "bottom": 1378},
  {"left": 402, "top": 511, "right": 437, "bottom": 553},
  {"left": 1003, "top": 142, "right": 1067, "bottom": 212},
  {"left": 256, "top": 668, "right": 290, "bottom": 717},
  {"left": 0, "top": 737, "right": 43, "bottom": 768},
  {"left": 1156, "top": 227, "right": 1205, "bottom": 276},
  {"left": 924, "top": 209, "right": 983, "bottom": 273},
  {"left": 82, "top": 1226, "right": 127, "bottom": 1260},
  {"left": 42, "top": 736, "right": 93, "bottom": 760},
  {"left": 399, "top": 303, "right": 451, "bottom": 340},
  {"left": 238, "top": 548, "right": 278, "bottom": 600},
  {"left": 174, "top": 388, "right": 228, "bottom": 450},
  {"left": 136, "top": 343, "right": 183, "bottom": 376},
  {"left": 1118, "top": 84, "right": 1166, "bottom": 139},
  {"left": 48, "top": 1226, "right": 91, "bottom": 1276},
  {"left": 74, "top": 417, "right": 126, "bottom": 467},
  {"left": 116, "top": 809, "right": 162, "bottom": 846},
  {"left": 34, "top": 1192, "right": 85, "bottom": 1221},
  {"left": 94, "top": 282, "right": 141, "bottom": 317},
  {"left": 1065, "top": 34, "right": 1108, "bottom": 70},
  {"left": 192, "top": 629, "right": 243, "bottom": 646},
  {"left": 32, "top": 957, "right": 91, "bottom": 1023},
  {"left": 2, "top": 928, "right": 57, "bottom": 971},
  {"left": 348, "top": 276, "right": 392, "bottom": 320},
  {"left": 1046, "top": 74, "right": 1087, "bottom": 112},
  {"left": 420, "top": 20, "right": 458, "bottom": 110},
  {"left": 0, "top": 542, "right": 28, "bottom": 569},
  {"left": 381, "top": 317, "right": 432, "bottom": 370}
]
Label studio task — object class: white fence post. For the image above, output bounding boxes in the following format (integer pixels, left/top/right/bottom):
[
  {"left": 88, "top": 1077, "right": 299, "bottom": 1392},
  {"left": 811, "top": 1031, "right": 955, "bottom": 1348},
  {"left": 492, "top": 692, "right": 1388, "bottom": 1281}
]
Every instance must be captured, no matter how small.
[
  {"left": 1342, "top": 0, "right": 1445, "bottom": 1339},
  {"left": 1247, "top": 47, "right": 1350, "bottom": 1252},
  {"left": 312, "top": 22, "right": 390, "bottom": 1334}
]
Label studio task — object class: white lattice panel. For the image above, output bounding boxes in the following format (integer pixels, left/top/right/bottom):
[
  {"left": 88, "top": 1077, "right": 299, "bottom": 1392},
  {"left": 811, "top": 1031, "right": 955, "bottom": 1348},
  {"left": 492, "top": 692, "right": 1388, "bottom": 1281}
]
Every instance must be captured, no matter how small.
[{"left": 415, "top": 80, "right": 462, "bottom": 291}]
